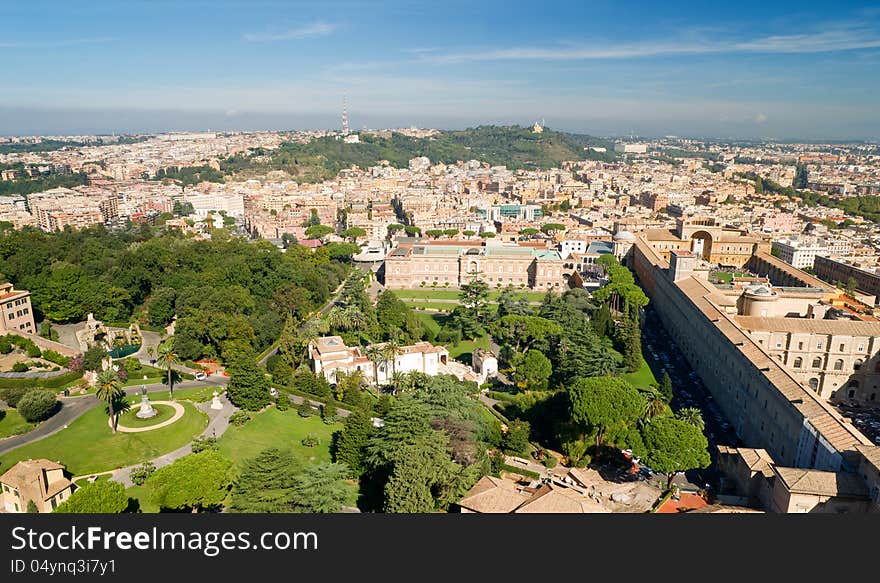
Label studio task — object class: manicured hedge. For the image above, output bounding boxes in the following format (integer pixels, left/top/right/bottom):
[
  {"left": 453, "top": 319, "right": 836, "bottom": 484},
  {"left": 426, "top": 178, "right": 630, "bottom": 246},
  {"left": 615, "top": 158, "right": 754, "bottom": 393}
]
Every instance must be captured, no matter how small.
[
  {"left": 499, "top": 464, "right": 540, "bottom": 480},
  {"left": 0, "top": 370, "right": 83, "bottom": 390}
]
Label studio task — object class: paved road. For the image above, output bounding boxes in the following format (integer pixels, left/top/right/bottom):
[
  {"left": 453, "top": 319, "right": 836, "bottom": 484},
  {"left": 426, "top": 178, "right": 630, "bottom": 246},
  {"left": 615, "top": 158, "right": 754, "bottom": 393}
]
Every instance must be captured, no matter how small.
[
  {"left": 0, "top": 378, "right": 228, "bottom": 456},
  {"left": 0, "top": 397, "right": 95, "bottom": 456}
]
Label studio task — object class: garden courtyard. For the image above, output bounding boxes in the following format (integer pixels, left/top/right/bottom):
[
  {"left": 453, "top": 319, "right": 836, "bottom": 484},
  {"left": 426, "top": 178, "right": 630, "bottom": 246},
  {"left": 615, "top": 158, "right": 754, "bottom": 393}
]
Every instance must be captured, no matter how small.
[{"left": 0, "top": 392, "right": 208, "bottom": 476}]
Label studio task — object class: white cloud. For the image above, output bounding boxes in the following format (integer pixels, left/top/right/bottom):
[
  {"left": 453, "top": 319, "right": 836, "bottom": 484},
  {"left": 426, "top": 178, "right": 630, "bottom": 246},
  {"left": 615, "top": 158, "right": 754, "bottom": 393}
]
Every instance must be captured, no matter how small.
[
  {"left": 417, "top": 24, "right": 880, "bottom": 64},
  {"left": 243, "top": 22, "right": 338, "bottom": 43}
]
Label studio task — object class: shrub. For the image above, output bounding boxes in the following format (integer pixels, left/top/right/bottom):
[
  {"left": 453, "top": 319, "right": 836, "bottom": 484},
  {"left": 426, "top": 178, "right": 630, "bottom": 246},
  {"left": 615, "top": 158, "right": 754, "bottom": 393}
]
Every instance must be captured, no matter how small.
[
  {"left": 41, "top": 350, "right": 70, "bottom": 367},
  {"left": 229, "top": 411, "right": 250, "bottom": 426},
  {"left": 11, "top": 362, "right": 29, "bottom": 373},
  {"left": 301, "top": 433, "right": 320, "bottom": 447},
  {"left": 16, "top": 389, "right": 58, "bottom": 422},
  {"left": 192, "top": 436, "right": 218, "bottom": 454},
  {"left": 573, "top": 455, "right": 591, "bottom": 468},
  {"left": 0, "top": 339, "right": 11, "bottom": 354},
  {"left": 274, "top": 394, "right": 289, "bottom": 411},
  {"left": 321, "top": 401, "right": 337, "bottom": 423},
  {"left": 122, "top": 357, "right": 142, "bottom": 374},
  {"left": 82, "top": 345, "right": 106, "bottom": 372},
  {"left": 0, "top": 409, "right": 5, "bottom": 422},
  {"left": 25, "top": 344, "right": 41, "bottom": 359},
  {"left": 0, "top": 386, "right": 29, "bottom": 407},
  {"left": 297, "top": 399, "right": 314, "bottom": 418},
  {"left": 129, "top": 461, "right": 156, "bottom": 486},
  {"left": 543, "top": 456, "right": 558, "bottom": 469}
]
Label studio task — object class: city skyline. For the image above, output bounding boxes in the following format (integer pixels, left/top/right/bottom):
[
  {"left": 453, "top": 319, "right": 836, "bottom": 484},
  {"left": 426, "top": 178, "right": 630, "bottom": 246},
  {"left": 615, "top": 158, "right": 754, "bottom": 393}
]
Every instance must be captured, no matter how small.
[{"left": 1, "top": 0, "right": 880, "bottom": 139}]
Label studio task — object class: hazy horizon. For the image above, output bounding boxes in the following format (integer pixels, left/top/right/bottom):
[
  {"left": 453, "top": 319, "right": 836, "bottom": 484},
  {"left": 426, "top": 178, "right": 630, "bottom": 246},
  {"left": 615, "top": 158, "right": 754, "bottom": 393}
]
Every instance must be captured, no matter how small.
[{"left": 2, "top": 1, "right": 879, "bottom": 141}]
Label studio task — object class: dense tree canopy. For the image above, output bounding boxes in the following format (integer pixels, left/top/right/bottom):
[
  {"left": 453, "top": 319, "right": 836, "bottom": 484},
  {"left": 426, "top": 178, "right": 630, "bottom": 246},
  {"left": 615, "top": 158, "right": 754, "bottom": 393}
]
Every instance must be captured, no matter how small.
[
  {"left": 636, "top": 416, "right": 711, "bottom": 489},
  {"left": 54, "top": 480, "right": 129, "bottom": 514},
  {"left": 0, "top": 225, "right": 349, "bottom": 362},
  {"left": 568, "top": 377, "right": 645, "bottom": 447},
  {"left": 147, "top": 451, "right": 234, "bottom": 511}
]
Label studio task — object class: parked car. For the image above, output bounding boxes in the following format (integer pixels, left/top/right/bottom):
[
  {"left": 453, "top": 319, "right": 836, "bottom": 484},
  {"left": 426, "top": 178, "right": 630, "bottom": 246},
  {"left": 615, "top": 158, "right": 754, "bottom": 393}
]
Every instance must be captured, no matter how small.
[{"left": 195, "top": 372, "right": 207, "bottom": 381}]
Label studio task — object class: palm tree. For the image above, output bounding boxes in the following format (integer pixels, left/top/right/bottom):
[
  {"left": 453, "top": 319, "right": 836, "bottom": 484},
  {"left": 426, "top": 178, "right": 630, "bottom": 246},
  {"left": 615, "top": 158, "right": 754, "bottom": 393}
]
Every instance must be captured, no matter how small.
[
  {"left": 95, "top": 369, "right": 124, "bottom": 434},
  {"left": 156, "top": 343, "right": 179, "bottom": 401},
  {"left": 676, "top": 407, "right": 705, "bottom": 431},
  {"left": 642, "top": 391, "right": 667, "bottom": 422},
  {"left": 364, "top": 345, "right": 384, "bottom": 394},
  {"left": 382, "top": 338, "right": 404, "bottom": 379}
]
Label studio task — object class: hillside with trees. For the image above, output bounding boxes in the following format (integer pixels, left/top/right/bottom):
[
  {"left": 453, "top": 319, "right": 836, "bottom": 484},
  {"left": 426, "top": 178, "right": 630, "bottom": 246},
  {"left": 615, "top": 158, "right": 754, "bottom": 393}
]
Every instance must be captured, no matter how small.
[{"left": 221, "top": 125, "right": 617, "bottom": 182}]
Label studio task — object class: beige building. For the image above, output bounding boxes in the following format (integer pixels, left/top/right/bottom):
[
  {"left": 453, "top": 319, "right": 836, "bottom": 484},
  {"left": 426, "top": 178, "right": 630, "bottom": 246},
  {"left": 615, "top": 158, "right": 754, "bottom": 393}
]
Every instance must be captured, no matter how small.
[
  {"left": 631, "top": 240, "right": 875, "bottom": 472},
  {"left": 717, "top": 446, "right": 872, "bottom": 513},
  {"left": 0, "top": 282, "right": 35, "bottom": 334},
  {"left": 384, "top": 241, "right": 566, "bottom": 291},
  {"left": 639, "top": 216, "right": 766, "bottom": 267},
  {"left": 1, "top": 459, "right": 74, "bottom": 513}
]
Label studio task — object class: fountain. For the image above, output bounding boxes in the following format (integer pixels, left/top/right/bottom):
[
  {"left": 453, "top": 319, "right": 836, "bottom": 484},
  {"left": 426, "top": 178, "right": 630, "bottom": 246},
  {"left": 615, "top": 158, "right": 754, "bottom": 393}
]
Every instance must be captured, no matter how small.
[{"left": 135, "top": 386, "right": 158, "bottom": 419}]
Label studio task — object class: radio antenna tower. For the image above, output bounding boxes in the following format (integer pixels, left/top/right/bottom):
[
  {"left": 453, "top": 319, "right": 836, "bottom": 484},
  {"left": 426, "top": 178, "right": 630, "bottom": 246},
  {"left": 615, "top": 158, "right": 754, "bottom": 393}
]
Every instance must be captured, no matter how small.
[{"left": 341, "top": 95, "right": 350, "bottom": 135}]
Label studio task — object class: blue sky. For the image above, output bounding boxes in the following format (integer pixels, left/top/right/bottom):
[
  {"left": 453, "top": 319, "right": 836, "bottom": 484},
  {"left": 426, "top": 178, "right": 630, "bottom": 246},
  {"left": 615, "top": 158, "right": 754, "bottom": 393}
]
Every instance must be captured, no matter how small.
[{"left": 1, "top": 0, "right": 879, "bottom": 139}]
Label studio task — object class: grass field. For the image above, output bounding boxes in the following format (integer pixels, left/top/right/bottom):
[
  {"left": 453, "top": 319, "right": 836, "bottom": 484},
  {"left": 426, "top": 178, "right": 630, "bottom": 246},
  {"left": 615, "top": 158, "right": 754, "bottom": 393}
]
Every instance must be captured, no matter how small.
[
  {"left": 129, "top": 409, "right": 356, "bottom": 513},
  {"left": 710, "top": 272, "right": 748, "bottom": 284},
  {"left": 393, "top": 289, "right": 546, "bottom": 302},
  {"left": 0, "top": 409, "right": 35, "bottom": 439},
  {"left": 117, "top": 403, "right": 177, "bottom": 428},
  {"left": 623, "top": 357, "right": 658, "bottom": 391},
  {"left": 0, "top": 400, "right": 207, "bottom": 476},
  {"left": 217, "top": 407, "right": 343, "bottom": 467}
]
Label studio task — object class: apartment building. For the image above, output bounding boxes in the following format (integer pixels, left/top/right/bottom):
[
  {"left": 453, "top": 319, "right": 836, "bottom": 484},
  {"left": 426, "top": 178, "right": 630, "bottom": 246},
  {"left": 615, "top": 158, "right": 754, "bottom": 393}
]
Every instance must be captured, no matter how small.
[
  {"left": 0, "top": 282, "right": 35, "bottom": 334},
  {"left": 772, "top": 236, "right": 852, "bottom": 270}
]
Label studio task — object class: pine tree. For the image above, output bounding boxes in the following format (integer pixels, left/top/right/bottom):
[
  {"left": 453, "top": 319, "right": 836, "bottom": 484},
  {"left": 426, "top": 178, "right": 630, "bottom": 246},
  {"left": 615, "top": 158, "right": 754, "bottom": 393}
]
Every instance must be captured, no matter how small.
[{"left": 334, "top": 409, "right": 374, "bottom": 476}]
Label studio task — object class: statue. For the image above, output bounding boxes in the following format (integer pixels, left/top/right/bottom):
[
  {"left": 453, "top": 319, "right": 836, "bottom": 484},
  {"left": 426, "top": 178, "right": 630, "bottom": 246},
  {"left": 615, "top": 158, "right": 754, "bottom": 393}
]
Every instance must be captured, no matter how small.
[
  {"left": 210, "top": 390, "right": 223, "bottom": 411},
  {"left": 136, "top": 385, "right": 157, "bottom": 419}
]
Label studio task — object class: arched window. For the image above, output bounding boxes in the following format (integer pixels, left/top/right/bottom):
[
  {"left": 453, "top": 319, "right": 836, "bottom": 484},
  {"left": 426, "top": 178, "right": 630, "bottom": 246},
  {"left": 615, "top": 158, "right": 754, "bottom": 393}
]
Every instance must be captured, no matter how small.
[
  {"left": 848, "top": 379, "right": 860, "bottom": 389},
  {"left": 854, "top": 359, "right": 864, "bottom": 371},
  {"left": 808, "top": 378, "right": 819, "bottom": 392},
  {"left": 812, "top": 358, "right": 822, "bottom": 368},
  {"left": 834, "top": 359, "right": 844, "bottom": 371},
  {"left": 793, "top": 357, "right": 802, "bottom": 368}
]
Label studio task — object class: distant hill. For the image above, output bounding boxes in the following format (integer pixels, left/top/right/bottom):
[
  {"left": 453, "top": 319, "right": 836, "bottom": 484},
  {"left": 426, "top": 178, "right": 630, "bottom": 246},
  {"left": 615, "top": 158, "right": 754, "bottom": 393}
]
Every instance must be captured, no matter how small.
[{"left": 221, "top": 125, "right": 620, "bottom": 182}]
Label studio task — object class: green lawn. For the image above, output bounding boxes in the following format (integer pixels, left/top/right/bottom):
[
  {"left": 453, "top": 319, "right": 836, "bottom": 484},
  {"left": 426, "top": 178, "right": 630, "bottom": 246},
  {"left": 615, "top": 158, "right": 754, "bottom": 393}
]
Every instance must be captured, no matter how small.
[
  {"left": 117, "top": 403, "right": 178, "bottom": 428},
  {"left": 623, "top": 357, "right": 658, "bottom": 390},
  {"left": 125, "top": 483, "right": 159, "bottom": 513},
  {"left": 402, "top": 301, "right": 458, "bottom": 312},
  {"left": 392, "top": 289, "right": 545, "bottom": 302},
  {"left": 0, "top": 400, "right": 208, "bottom": 476},
  {"left": 217, "top": 408, "right": 343, "bottom": 467},
  {"left": 416, "top": 312, "right": 442, "bottom": 335},
  {"left": 128, "top": 409, "right": 358, "bottom": 513},
  {"left": 0, "top": 409, "right": 36, "bottom": 439}
]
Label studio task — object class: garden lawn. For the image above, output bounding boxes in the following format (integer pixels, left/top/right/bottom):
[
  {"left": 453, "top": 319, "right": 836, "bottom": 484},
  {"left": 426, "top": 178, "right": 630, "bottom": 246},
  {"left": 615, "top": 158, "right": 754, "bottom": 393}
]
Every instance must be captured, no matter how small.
[
  {"left": 217, "top": 408, "right": 342, "bottom": 467},
  {"left": 124, "top": 483, "right": 159, "bottom": 514},
  {"left": 447, "top": 335, "right": 491, "bottom": 360},
  {"left": 0, "top": 401, "right": 207, "bottom": 476},
  {"left": 0, "top": 409, "right": 35, "bottom": 439},
  {"left": 117, "top": 404, "right": 178, "bottom": 428},
  {"left": 623, "top": 357, "right": 658, "bottom": 390},
  {"left": 393, "top": 289, "right": 546, "bottom": 302}
]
